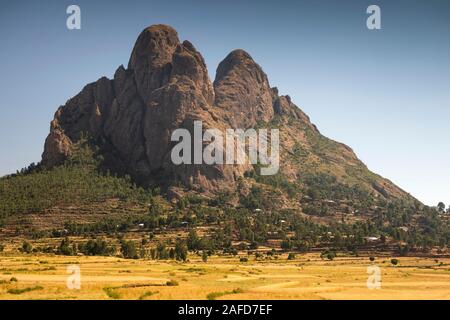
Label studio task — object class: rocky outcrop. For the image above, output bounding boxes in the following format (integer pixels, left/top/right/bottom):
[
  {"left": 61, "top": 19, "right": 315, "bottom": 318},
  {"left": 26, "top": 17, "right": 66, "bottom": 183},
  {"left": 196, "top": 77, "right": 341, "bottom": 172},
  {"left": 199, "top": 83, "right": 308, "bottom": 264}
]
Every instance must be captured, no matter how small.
[
  {"left": 42, "top": 128, "right": 72, "bottom": 166},
  {"left": 41, "top": 25, "right": 247, "bottom": 191},
  {"left": 214, "top": 49, "right": 274, "bottom": 128},
  {"left": 41, "top": 24, "right": 411, "bottom": 200}
]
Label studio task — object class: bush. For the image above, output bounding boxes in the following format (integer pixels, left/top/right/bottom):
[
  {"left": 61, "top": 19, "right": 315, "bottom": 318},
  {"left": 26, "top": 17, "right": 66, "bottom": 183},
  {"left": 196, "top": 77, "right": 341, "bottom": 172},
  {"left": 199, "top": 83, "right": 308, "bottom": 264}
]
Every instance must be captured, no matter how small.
[
  {"left": 139, "top": 291, "right": 159, "bottom": 300},
  {"left": 22, "top": 241, "right": 32, "bottom": 254},
  {"left": 281, "top": 239, "right": 293, "bottom": 250},
  {"left": 0, "top": 244, "right": 4, "bottom": 252},
  {"left": 397, "top": 245, "right": 410, "bottom": 256},
  {"left": 7, "top": 286, "right": 43, "bottom": 295},
  {"left": 166, "top": 279, "right": 179, "bottom": 286},
  {"left": 369, "top": 256, "right": 375, "bottom": 262},
  {"left": 249, "top": 241, "right": 259, "bottom": 250},
  {"left": 206, "top": 288, "right": 244, "bottom": 300},
  {"left": 287, "top": 253, "right": 296, "bottom": 260},
  {"left": 103, "top": 287, "right": 121, "bottom": 299},
  {"left": 58, "top": 237, "right": 76, "bottom": 256},
  {"left": 321, "top": 249, "right": 336, "bottom": 261},
  {"left": 239, "top": 257, "right": 248, "bottom": 263},
  {"left": 391, "top": 258, "right": 399, "bottom": 266}
]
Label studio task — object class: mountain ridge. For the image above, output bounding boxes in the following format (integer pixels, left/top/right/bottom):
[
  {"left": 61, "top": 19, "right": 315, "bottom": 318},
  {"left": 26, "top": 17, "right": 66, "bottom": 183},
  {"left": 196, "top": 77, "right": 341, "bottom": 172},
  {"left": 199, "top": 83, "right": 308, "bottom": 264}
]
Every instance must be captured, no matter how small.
[{"left": 40, "top": 24, "right": 414, "bottom": 209}]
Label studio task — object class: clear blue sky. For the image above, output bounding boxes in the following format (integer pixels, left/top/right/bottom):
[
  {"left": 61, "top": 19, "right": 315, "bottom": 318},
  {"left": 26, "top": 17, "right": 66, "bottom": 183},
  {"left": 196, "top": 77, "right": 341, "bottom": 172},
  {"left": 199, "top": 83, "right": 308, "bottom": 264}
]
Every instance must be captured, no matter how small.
[{"left": 0, "top": 0, "right": 449, "bottom": 207}]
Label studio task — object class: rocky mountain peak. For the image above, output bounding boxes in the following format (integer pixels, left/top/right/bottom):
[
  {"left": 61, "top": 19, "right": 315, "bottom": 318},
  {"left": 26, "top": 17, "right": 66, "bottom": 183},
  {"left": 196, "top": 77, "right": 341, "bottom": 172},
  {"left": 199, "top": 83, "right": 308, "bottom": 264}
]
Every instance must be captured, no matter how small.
[
  {"left": 41, "top": 24, "right": 411, "bottom": 202},
  {"left": 128, "top": 24, "right": 180, "bottom": 70},
  {"left": 214, "top": 49, "right": 274, "bottom": 128},
  {"left": 128, "top": 24, "right": 180, "bottom": 103}
]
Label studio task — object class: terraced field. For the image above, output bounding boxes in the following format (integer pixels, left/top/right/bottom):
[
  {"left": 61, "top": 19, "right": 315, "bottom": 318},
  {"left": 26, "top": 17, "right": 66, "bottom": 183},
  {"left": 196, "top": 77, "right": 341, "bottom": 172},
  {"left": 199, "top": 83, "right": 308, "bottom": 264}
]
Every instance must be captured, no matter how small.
[{"left": 0, "top": 253, "right": 449, "bottom": 300}]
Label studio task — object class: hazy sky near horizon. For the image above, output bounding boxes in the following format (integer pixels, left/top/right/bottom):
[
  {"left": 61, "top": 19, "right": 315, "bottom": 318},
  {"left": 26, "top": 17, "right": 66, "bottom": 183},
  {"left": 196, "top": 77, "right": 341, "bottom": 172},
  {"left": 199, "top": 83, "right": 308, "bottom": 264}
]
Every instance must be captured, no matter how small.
[{"left": 0, "top": 0, "right": 449, "bottom": 207}]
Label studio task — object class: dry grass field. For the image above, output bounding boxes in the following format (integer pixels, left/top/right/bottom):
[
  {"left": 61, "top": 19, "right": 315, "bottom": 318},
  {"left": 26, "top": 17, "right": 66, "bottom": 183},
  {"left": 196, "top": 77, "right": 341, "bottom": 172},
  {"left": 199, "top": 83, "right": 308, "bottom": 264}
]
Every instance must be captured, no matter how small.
[{"left": 0, "top": 252, "right": 449, "bottom": 300}]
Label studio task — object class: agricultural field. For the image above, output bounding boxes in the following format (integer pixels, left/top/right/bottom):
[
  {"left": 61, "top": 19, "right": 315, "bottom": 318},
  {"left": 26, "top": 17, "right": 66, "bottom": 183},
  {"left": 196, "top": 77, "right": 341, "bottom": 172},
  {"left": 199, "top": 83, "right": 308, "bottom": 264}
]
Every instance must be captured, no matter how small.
[{"left": 0, "top": 252, "right": 449, "bottom": 300}]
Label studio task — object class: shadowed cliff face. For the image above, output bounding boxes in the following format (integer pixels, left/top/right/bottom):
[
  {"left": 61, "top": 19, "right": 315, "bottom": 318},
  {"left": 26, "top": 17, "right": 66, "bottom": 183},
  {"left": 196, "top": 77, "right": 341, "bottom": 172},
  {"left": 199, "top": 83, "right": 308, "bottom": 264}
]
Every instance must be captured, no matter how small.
[{"left": 41, "top": 24, "right": 411, "bottom": 201}]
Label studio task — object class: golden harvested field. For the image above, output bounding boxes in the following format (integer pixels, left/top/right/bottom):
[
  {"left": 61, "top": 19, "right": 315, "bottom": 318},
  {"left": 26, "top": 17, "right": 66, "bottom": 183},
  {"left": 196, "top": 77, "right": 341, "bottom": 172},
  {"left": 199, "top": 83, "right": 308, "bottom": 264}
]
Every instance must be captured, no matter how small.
[{"left": 0, "top": 253, "right": 449, "bottom": 300}]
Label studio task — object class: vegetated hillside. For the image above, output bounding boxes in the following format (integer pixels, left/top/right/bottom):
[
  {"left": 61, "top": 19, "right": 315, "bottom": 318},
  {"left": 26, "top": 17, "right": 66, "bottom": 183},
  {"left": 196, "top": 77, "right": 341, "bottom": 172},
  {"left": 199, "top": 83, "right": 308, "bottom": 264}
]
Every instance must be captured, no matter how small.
[
  {"left": 0, "top": 24, "right": 448, "bottom": 253},
  {"left": 0, "top": 138, "right": 158, "bottom": 235},
  {"left": 1, "top": 138, "right": 448, "bottom": 253}
]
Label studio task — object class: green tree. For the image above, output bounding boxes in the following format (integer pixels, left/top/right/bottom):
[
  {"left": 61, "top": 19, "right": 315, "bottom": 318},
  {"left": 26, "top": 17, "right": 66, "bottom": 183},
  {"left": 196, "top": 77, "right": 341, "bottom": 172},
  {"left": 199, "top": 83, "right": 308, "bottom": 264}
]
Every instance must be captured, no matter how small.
[
  {"left": 79, "top": 239, "right": 114, "bottom": 256},
  {"left": 121, "top": 241, "right": 138, "bottom": 259},
  {"left": 149, "top": 197, "right": 162, "bottom": 216},
  {"left": 187, "top": 229, "right": 199, "bottom": 251},
  {"left": 174, "top": 239, "right": 188, "bottom": 261},
  {"left": 156, "top": 242, "right": 169, "bottom": 259},
  {"left": 169, "top": 248, "right": 175, "bottom": 259},
  {"left": 437, "top": 202, "right": 446, "bottom": 213},
  {"left": 202, "top": 250, "right": 208, "bottom": 263},
  {"left": 281, "top": 239, "right": 293, "bottom": 250},
  {"left": 58, "top": 237, "right": 76, "bottom": 256}
]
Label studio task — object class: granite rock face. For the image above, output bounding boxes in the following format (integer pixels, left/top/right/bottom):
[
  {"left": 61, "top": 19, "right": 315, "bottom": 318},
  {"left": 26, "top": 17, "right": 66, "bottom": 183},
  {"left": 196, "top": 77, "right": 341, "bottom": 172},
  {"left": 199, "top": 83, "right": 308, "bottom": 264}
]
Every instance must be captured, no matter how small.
[
  {"left": 43, "top": 25, "right": 249, "bottom": 191},
  {"left": 42, "top": 24, "right": 410, "bottom": 200}
]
